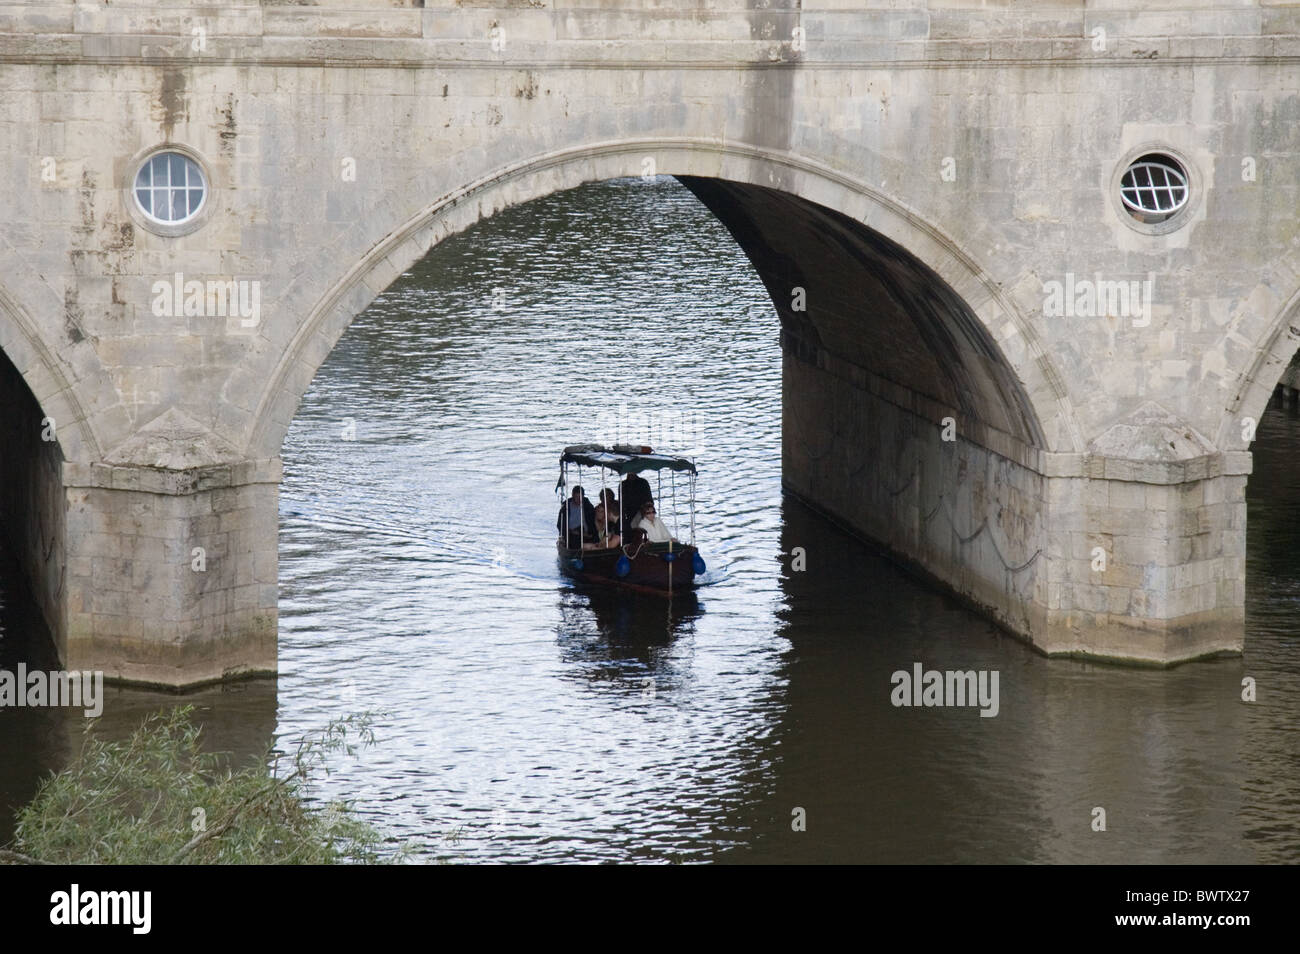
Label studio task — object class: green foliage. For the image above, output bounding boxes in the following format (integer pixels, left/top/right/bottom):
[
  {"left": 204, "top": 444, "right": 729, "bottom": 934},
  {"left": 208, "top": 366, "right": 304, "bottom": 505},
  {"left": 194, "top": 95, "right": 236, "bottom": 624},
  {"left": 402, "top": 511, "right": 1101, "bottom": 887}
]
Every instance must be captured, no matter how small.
[{"left": 9, "top": 706, "right": 401, "bottom": 865}]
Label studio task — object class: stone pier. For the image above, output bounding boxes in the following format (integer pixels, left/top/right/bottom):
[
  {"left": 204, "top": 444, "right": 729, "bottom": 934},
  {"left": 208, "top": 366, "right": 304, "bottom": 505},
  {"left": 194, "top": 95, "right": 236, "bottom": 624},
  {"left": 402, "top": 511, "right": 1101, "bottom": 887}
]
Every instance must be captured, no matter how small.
[{"left": 59, "top": 459, "right": 280, "bottom": 687}]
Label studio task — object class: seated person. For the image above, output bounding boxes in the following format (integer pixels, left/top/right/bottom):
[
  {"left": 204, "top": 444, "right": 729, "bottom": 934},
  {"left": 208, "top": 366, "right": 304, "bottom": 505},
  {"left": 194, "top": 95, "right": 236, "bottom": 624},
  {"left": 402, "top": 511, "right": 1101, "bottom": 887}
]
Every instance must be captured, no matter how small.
[
  {"left": 597, "top": 489, "right": 621, "bottom": 531},
  {"left": 620, "top": 473, "right": 653, "bottom": 522},
  {"left": 556, "top": 485, "right": 597, "bottom": 549},
  {"left": 585, "top": 502, "right": 622, "bottom": 550},
  {"left": 630, "top": 499, "right": 674, "bottom": 544}
]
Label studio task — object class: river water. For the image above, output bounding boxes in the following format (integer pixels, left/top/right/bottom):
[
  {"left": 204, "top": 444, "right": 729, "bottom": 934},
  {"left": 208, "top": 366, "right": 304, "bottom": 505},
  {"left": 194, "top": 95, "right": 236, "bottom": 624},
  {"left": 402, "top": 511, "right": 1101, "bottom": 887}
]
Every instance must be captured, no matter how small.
[{"left": 2, "top": 178, "right": 1298, "bottom": 863}]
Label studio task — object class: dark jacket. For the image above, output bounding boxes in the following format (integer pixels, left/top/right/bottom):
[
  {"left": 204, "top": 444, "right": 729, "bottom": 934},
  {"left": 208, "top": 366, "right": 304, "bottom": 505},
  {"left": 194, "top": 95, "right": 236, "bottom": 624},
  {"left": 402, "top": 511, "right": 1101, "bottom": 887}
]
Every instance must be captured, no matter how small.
[
  {"left": 557, "top": 496, "right": 598, "bottom": 540},
  {"left": 620, "top": 475, "right": 653, "bottom": 523}
]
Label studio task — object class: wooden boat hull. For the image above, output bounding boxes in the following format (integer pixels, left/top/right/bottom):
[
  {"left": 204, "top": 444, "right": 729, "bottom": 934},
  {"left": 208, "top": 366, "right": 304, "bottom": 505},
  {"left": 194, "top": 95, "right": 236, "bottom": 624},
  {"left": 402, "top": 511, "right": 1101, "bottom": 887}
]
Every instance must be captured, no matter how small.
[{"left": 557, "top": 540, "right": 699, "bottom": 592}]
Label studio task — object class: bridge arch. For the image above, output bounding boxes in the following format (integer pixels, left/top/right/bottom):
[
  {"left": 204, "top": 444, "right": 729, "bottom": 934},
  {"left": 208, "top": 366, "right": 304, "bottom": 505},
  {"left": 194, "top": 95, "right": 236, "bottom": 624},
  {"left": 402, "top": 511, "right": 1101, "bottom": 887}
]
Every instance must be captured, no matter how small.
[
  {"left": 0, "top": 280, "right": 92, "bottom": 654},
  {"left": 248, "top": 139, "right": 1083, "bottom": 461},
  {"left": 1217, "top": 279, "right": 1300, "bottom": 452},
  {"left": 0, "top": 281, "right": 98, "bottom": 464}
]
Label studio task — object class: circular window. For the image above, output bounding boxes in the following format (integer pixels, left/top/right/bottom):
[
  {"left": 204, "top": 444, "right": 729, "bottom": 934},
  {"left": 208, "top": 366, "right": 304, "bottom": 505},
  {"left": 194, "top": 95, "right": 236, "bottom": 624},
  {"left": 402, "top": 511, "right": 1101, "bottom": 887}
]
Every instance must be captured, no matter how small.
[
  {"left": 133, "top": 151, "right": 207, "bottom": 225},
  {"left": 1119, "top": 154, "right": 1189, "bottom": 224}
]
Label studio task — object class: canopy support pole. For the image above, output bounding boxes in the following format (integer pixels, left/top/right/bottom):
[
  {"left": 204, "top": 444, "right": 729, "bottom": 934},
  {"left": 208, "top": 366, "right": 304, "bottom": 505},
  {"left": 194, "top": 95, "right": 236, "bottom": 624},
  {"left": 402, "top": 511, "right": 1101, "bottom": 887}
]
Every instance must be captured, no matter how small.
[{"left": 689, "top": 470, "right": 696, "bottom": 547}]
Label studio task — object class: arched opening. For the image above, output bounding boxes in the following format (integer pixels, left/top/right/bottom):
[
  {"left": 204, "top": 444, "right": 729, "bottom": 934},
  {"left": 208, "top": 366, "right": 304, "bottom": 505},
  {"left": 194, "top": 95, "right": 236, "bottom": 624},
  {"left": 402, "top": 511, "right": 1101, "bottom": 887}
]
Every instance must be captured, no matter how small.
[
  {"left": 1223, "top": 293, "right": 1300, "bottom": 663},
  {"left": 249, "top": 142, "right": 1075, "bottom": 461},
  {"left": 0, "top": 281, "right": 109, "bottom": 675},
  {"left": 0, "top": 343, "right": 64, "bottom": 667},
  {"left": 1224, "top": 359, "right": 1300, "bottom": 863},
  {"left": 252, "top": 149, "right": 1063, "bottom": 655},
  {"left": 1244, "top": 361, "right": 1300, "bottom": 668},
  {"left": 267, "top": 172, "right": 1053, "bottom": 858}
]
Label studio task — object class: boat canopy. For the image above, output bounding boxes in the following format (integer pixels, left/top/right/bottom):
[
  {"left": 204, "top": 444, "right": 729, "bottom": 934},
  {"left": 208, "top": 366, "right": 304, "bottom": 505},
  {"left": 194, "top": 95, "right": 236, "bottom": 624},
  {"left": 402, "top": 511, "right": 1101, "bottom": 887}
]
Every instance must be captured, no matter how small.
[{"left": 560, "top": 444, "right": 697, "bottom": 476}]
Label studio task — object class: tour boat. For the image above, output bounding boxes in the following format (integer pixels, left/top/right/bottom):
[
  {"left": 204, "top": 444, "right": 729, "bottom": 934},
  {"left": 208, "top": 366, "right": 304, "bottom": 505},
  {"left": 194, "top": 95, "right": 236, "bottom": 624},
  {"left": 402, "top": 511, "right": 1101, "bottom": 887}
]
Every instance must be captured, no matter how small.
[{"left": 555, "top": 444, "right": 706, "bottom": 593}]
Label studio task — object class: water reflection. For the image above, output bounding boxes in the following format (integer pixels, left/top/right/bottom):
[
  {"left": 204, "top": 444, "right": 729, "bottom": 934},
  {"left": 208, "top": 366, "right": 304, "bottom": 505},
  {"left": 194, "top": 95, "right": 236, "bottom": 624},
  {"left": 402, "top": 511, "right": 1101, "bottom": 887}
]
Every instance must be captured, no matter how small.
[
  {"left": 561, "top": 586, "right": 702, "bottom": 644},
  {"left": 555, "top": 586, "right": 701, "bottom": 698},
  {"left": 719, "top": 490, "right": 1274, "bottom": 864}
]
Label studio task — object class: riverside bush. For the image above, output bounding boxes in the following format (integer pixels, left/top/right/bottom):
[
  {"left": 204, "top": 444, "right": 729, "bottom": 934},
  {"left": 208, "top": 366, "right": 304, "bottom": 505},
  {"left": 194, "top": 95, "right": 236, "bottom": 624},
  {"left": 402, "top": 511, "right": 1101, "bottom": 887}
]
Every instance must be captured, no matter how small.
[{"left": 5, "top": 706, "right": 398, "bottom": 865}]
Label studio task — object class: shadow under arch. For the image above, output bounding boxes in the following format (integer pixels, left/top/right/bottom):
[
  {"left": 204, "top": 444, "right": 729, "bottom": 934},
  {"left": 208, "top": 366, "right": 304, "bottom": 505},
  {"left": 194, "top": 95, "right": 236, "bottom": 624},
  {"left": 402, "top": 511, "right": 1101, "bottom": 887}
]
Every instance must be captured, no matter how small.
[
  {"left": 0, "top": 341, "right": 65, "bottom": 648},
  {"left": 248, "top": 140, "right": 1081, "bottom": 461}
]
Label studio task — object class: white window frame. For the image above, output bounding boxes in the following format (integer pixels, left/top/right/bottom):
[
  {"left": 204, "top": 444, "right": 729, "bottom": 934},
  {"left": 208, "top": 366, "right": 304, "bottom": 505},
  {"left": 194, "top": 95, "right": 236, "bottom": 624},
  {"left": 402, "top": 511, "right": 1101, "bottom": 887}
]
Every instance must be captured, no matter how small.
[
  {"left": 1120, "top": 158, "right": 1189, "bottom": 218},
  {"left": 133, "top": 151, "right": 208, "bottom": 226}
]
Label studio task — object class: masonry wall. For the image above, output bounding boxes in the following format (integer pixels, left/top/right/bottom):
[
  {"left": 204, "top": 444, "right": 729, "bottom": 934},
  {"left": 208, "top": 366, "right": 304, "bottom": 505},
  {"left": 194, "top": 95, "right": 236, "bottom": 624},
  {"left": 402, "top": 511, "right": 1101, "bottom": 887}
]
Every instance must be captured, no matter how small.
[
  {"left": 1042, "top": 467, "right": 1246, "bottom": 663},
  {"left": 60, "top": 462, "right": 281, "bottom": 686},
  {"left": 6, "top": 4, "right": 1300, "bottom": 465},
  {"left": 782, "top": 345, "right": 1050, "bottom": 643},
  {"left": 783, "top": 340, "right": 1248, "bottom": 664},
  {"left": 0, "top": 348, "right": 65, "bottom": 658}
]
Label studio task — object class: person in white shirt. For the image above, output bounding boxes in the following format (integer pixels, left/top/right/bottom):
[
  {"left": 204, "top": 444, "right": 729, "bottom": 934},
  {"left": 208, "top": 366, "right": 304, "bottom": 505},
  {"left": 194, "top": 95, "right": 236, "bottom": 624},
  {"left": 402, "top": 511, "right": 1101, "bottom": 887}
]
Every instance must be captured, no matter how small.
[{"left": 631, "top": 500, "right": 674, "bottom": 544}]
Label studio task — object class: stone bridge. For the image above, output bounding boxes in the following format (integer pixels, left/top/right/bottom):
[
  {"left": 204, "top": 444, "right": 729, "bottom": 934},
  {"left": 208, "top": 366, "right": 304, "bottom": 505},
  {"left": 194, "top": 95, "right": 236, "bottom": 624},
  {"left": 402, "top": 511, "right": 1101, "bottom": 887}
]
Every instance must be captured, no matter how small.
[{"left": 2, "top": 0, "right": 1299, "bottom": 685}]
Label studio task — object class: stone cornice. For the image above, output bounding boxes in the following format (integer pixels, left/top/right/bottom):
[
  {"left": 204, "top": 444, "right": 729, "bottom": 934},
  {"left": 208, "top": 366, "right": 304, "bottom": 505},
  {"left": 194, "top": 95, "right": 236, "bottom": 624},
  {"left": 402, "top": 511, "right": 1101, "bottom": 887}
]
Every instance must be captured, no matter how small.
[
  {"left": 62, "top": 457, "right": 283, "bottom": 493},
  {"left": 5, "top": 11, "right": 1300, "bottom": 70}
]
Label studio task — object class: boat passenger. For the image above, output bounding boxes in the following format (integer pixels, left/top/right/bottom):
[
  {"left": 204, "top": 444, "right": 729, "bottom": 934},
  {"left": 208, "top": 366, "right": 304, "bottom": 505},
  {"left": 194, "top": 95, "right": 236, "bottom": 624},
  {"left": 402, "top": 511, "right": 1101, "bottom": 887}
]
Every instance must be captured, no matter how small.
[
  {"left": 620, "top": 473, "right": 653, "bottom": 523},
  {"left": 597, "top": 489, "right": 621, "bottom": 531},
  {"left": 557, "top": 485, "right": 597, "bottom": 549},
  {"left": 631, "top": 500, "right": 674, "bottom": 544},
  {"left": 586, "top": 503, "right": 621, "bottom": 550}
]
